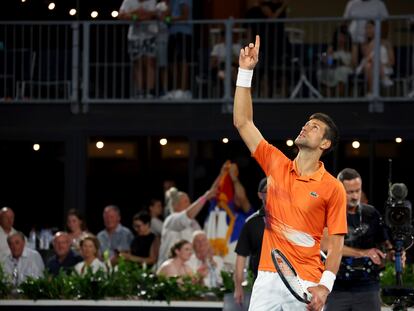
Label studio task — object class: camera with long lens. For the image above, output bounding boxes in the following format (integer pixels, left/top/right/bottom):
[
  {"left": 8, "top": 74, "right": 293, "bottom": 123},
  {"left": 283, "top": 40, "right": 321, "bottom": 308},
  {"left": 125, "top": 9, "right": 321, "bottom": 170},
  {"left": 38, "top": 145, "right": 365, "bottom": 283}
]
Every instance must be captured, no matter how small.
[{"left": 384, "top": 183, "right": 413, "bottom": 242}]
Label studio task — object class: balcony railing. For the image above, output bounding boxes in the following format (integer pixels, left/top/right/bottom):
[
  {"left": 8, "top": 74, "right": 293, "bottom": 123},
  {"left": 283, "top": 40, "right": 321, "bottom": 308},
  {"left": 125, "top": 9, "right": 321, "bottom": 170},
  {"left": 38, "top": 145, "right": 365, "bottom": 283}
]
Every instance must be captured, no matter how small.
[{"left": 1, "top": 16, "right": 413, "bottom": 105}]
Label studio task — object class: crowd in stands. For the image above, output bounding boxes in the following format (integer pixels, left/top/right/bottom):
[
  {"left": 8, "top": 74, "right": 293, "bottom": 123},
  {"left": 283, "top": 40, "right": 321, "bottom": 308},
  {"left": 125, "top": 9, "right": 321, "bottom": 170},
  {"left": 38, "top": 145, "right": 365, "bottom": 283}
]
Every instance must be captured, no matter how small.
[{"left": 0, "top": 161, "right": 259, "bottom": 290}]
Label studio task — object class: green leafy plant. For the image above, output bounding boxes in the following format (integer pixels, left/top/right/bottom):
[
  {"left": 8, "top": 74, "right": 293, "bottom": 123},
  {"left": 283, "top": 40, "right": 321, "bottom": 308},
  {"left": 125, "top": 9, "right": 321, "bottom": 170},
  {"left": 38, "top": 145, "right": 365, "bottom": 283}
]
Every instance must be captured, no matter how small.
[{"left": 0, "top": 265, "right": 12, "bottom": 298}]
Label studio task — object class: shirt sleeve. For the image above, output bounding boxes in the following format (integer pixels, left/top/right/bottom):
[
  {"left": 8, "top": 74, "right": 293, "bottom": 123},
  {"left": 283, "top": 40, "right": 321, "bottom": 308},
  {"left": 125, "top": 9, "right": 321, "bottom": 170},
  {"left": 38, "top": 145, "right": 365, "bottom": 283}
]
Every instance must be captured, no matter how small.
[
  {"left": 252, "top": 139, "right": 291, "bottom": 177},
  {"left": 343, "top": 0, "right": 353, "bottom": 18},
  {"left": 379, "top": 2, "right": 389, "bottom": 17},
  {"left": 164, "top": 211, "right": 192, "bottom": 232},
  {"left": 326, "top": 181, "right": 348, "bottom": 235},
  {"left": 235, "top": 221, "right": 252, "bottom": 257}
]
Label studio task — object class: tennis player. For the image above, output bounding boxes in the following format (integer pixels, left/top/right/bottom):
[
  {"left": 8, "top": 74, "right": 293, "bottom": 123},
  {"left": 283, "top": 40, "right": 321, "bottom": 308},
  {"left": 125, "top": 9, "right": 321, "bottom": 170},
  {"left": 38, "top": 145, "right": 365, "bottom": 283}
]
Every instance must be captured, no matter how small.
[{"left": 233, "top": 35, "right": 347, "bottom": 311}]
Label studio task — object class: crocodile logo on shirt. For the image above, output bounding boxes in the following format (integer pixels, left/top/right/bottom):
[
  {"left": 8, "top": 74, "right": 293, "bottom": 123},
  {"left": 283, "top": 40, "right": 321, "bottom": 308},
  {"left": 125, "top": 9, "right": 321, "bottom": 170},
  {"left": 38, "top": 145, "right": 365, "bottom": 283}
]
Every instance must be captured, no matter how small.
[{"left": 310, "top": 191, "right": 319, "bottom": 198}]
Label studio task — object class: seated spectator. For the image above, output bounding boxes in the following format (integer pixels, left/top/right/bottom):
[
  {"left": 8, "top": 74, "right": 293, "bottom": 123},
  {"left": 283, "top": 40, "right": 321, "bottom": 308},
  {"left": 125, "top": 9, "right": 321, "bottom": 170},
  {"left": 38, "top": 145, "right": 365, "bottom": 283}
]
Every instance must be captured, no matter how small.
[
  {"left": 157, "top": 179, "right": 218, "bottom": 267},
  {"left": 97, "top": 205, "right": 133, "bottom": 266},
  {"left": 187, "top": 230, "right": 224, "bottom": 288},
  {"left": 2, "top": 231, "right": 44, "bottom": 286},
  {"left": 65, "top": 209, "right": 89, "bottom": 253},
  {"left": 46, "top": 231, "right": 82, "bottom": 276},
  {"left": 75, "top": 235, "right": 107, "bottom": 275},
  {"left": 355, "top": 20, "right": 395, "bottom": 95},
  {"left": 156, "top": 239, "right": 194, "bottom": 278},
  {"left": 148, "top": 199, "right": 164, "bottom": 237},
  {"left": 317, "top": 25, "right": 353, "bottom": 96},
  {"left": 210, "top": 29, "right": 242, "bottom": 96},
  {"left": 120, "top": 211, "right": 160, "bottom": 267},
  {"left": 0, "top": 207, "right": 17, "bottom": 261}
]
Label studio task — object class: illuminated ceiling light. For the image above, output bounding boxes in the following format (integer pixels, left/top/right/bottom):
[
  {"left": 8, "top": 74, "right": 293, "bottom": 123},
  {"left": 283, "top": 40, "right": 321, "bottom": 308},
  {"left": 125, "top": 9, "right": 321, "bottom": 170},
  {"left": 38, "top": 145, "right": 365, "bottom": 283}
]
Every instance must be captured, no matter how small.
[
  {"left": 222, "top": 137, "right": 229, "bottom": 144},
  {"left": 96, "top": 141, "right": 104, "bottom": 149},
  {"left": 91, "top": 11, "right": 98, "bottom": 18},
  {"left": 159, "top": 138, "right": 167, "bottom": 146},
  {"left": 69, "top": 8, "right": 77, "bottom": 16},
  {"left": 115, "top": 149, "right": 124, "bottom": 155},
  {"left": 351, "top": 141, "right": 360, "bottom": 149},
  {"left": 21, "top": 0, "right": 27, "bottom": 3},
  {"left": 48, "top": 2, "right": 55, "bottom": 10},
  {"left": 33, "top": 144, "right": 40, "bottom": 151},
  {"left": 286, "top": 139, "right": 294, "bottom": 147},
  {"left": 111, "top": 10, "right": 119, "bottom": 18},
  {"left": 395, "top": 137, "right": 403, "bottom": 143}
]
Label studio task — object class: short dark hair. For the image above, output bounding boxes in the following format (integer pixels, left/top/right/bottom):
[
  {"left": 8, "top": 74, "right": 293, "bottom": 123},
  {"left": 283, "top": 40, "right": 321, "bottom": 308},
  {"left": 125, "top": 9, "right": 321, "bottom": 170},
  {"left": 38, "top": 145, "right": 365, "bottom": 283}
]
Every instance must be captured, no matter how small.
[
  {"left": 133, "top": 211, "right": 151, "bottom": 225},
  {"left": 309, "top": 112, "right": 339, "bottom": 155},
  {"left": 337, "top": 168, "right": 361, "bottom": 182}
]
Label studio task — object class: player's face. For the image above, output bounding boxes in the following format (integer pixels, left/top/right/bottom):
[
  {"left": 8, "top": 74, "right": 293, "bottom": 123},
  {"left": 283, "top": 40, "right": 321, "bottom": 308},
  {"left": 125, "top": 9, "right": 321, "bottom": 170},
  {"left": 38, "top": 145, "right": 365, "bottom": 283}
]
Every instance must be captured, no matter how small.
[
  {"left": 294, "top": 119, "right": 329, "bottom": 151},
  {"left": 342, "top": 177, "right": 362, "bottom": 209}
]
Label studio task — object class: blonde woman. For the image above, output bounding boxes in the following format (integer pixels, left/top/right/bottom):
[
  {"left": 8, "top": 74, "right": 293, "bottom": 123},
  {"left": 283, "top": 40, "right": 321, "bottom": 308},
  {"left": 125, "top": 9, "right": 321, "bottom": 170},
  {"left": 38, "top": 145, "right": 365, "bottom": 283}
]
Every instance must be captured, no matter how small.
[{"left": 75, "top": 235, "right": 107, "bottom": 275}]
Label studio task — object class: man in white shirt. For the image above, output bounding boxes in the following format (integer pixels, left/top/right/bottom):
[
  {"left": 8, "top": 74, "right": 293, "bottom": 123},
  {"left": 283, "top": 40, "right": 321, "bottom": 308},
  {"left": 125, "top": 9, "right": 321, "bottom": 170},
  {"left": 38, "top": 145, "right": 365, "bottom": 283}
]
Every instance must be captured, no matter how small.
[
  {"left": 187, "top": 230, "right": 224, "bottom": 288},
  {"left": 0, "top": 207, "right": 17, "bottom": 261},
  {"left": 343, "top": 0, "right": 389, "bottom": 43},
  {"left": 2, "top": 231, "right": 44, "bottom": 286}
]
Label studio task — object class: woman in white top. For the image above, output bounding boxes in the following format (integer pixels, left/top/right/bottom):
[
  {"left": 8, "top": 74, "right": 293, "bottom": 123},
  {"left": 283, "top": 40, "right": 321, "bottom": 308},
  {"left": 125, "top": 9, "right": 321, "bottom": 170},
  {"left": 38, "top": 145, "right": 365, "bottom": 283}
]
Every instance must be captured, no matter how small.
[
  {"left": 156, "top": 239, "right": 194, "bottom": 279},
  {"left": 65, "top": 209, "right": 89, "bottom": 253},
  {"left": 75, "top": 235, "right": 107, "bottom": 275},
  {"left": 156, "top": 178, "right": 219, "bottom": 268}
]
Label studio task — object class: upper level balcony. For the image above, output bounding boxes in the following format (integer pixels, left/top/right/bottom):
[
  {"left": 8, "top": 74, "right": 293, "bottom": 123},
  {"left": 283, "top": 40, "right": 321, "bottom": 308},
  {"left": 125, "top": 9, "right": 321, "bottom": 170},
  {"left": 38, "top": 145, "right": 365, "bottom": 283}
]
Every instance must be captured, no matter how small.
[{"left": 1, "top": 16, "right": 413, "bottom": 108}]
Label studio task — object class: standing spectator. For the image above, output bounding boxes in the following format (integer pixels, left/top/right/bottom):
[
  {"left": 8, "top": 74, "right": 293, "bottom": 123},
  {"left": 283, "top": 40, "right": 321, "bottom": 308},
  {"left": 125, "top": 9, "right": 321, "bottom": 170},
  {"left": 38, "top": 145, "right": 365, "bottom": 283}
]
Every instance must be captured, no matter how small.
[
  {"left": 2, "top": 232, "right": 44, "bottom": 286},
  {"left": 75, "top": 235, "right": 107, "bottom": 275},
  {"left": 343, "top": 0, "right": 388, "bottom": 44},
  {"left": 324, "top": 168, "right": 393, "bottom": 311},
  {"left": 97, "top": 205, "right": 133, "bottom": 266},
  {"left": 187, "top": 230, "right": 224, "bottom": 288},
  {"left": 120, "top": 211, "right": 160, "bottom": 267},
  {"left": 148, "top": 199, "right": 164, "bottom": 237},
  {"left": 157, "top": 239, "right": 194, "bottom": 278},
  {"left": 0, "top": 207, "right": 17, "bottom": 261},
  {"left": 157, "top": 179, "right": 218, "bottom": 268},
  {"left": 65, "top": 209, "right": 89, "bottom": 253},
  {"left": 233, "top": 178, "right": 267, "bottom": 307},
  {"left": 166, "top": 0, "right": 193, "bottom": 99},
  {"left": 46, "top": 231, "right": 82, "bottom": 276},
  {"left": 119, "top": 0, "right": 159, "bottom": 98}
]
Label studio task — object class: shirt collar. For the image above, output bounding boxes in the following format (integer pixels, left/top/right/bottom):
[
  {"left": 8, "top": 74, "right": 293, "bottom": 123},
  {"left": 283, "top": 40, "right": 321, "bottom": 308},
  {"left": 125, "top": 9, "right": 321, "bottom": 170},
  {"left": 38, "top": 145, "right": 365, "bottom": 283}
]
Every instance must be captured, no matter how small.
[{"left": 290, "top": 160, "right": 325, "bottom": 182}]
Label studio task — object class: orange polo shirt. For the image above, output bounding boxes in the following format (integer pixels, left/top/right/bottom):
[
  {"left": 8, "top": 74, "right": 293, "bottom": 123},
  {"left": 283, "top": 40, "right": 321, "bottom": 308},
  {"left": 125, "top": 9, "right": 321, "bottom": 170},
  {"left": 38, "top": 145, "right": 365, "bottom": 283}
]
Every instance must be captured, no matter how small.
[{"left": 253, "top": 139, "right": 347, "bottom": 283}]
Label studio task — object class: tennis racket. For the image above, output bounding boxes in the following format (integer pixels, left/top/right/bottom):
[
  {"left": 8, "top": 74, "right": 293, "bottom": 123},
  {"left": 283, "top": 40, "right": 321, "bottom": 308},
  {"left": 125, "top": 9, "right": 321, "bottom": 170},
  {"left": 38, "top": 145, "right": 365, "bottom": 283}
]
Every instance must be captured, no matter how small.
[{"left": 271, "top": 249, "right": 312, "bottom": 304}]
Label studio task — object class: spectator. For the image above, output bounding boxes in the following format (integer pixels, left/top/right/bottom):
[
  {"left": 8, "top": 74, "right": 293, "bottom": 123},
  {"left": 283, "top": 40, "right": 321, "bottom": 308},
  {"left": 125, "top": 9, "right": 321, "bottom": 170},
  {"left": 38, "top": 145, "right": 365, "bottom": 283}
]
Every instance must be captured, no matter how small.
[
  {"left": 157, "top": 179, "right": 218, "bottom": 268},
  {"left": 65, "top": 209, "right": 89, "bottom": 253},
  {"left": 156, "top": 239, "right": 194, "bottom": 278},
  {"left": 120, "top": 211, "right": 160, "bottom": 267},
  {"left": 2, "top": 231, "right": 44, "bottom": 286},
  {"left": 356, "top": 20, "right": 395, "bottom": 95},
  {"left": 233, "top": 177, "right": 267, "bottom": 306},
  {"left": 97, "top": 205, "right": 133, "bottom": 266},
  {"left": 0, "top": 207, "right": 17, "bottom": 261},
  {"left": 148, "top": 199, "right": 164, "bottom": 237},
  {"left": 119, "top": 0, "right": 159, "bottom": 98},
  {"left": 317, "top": 25, "right": 353, "bottom": 96},
  {"left": 187, "top": 230, "right": 224, "bottom": 288},
  {"left": 165, "top": 0, "right": 193, "bottom": 99},
  {"left": 210, "top": 29, "right": 242, "bottom": 97},
  {"left": 46, "top": 231, "right": 82, "bottom": 276},
  {"left": 343, "top": 0, "right": 389, "bottom": 44},
  {"left": 75, "top": 235, "right": 107, "bottom": 275}
]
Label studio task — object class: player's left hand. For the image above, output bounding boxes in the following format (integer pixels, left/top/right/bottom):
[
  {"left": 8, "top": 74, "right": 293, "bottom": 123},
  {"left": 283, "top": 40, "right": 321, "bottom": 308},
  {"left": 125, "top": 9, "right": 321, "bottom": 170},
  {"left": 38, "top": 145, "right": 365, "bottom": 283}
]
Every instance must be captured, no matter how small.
[{"left": 306, "top": 285, "right": 329, "bottom": 311}]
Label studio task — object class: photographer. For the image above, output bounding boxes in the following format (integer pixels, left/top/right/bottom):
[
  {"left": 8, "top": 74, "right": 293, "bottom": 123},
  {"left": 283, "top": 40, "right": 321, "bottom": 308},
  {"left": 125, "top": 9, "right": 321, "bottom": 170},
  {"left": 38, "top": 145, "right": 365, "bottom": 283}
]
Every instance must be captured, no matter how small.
[{"left": 324, "top": 168, "right": 392, "bottom": 311}]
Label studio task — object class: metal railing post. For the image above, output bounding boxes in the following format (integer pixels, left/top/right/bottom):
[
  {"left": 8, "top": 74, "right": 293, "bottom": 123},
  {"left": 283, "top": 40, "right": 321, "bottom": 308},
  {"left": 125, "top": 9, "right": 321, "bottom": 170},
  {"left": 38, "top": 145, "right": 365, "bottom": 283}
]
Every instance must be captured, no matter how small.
[
  {"left": 372, "top": 17, "right": 382, "bottom": 99},
  {"left": 71, "top": 22, "right": 80, "bottom": 113},
  {"left": 82, "top": 22, "right": 90, "bottom": 112},
  {"left": 223, "top": 18, "right": 234, "bottom": 105}
]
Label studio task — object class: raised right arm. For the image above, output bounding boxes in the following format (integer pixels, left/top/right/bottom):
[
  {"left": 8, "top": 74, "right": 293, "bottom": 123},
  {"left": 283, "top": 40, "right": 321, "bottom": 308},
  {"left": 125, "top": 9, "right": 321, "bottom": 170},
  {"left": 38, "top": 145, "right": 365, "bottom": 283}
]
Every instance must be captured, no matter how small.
[{"left": 233, "top": 35, "right": 264, "bottom": 154}]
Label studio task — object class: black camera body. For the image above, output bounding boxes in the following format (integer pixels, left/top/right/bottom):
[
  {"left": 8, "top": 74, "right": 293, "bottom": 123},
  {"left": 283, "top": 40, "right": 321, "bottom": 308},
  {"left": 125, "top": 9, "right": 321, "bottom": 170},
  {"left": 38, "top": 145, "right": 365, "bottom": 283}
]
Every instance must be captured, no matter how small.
[{"left": 384, "top": 183, "right": 413, "bottom": 242}]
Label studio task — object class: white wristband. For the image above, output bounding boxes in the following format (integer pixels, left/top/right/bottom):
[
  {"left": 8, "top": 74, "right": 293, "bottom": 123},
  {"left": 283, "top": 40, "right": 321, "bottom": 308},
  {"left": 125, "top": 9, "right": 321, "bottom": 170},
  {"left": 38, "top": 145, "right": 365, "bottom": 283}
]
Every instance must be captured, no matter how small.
[
  {"left": 319, "top": 270, "right": 336, "bottom": 292},
  {"left": 236, "top": 68, "right": 253, "bottom": 88}
]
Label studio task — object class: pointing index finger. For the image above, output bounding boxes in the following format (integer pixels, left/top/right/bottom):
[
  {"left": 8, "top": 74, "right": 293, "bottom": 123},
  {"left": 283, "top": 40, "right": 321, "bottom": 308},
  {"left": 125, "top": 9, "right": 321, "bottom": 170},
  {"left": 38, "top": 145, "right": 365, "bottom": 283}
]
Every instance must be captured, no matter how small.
[{"left": 255, "top": 35, "right": 260, "bottom": 50}]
